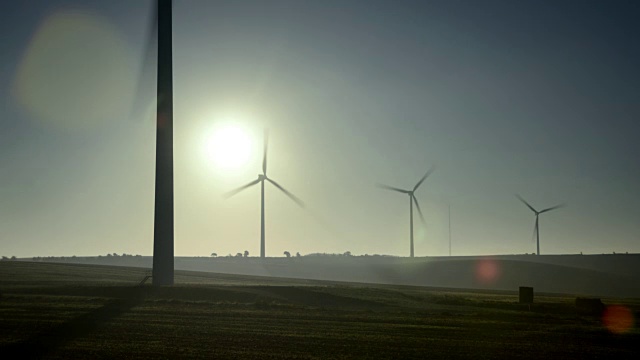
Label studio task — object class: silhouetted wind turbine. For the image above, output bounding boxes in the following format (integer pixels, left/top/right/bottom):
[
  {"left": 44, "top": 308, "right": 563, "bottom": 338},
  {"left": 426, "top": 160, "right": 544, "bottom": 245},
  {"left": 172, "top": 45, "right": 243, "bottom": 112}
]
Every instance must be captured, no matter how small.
[
  {"left": 516, "top": 195, "right": 565, "bottom": 255},
  {"left": 132, "top": 0, "right": 176, "bottom": 285},
  {"left": 138, "top": 0, "right": 173, "bottom": 286},
  {"left": 448, "top": 204, "right": 452, "bottom": 257},
  {"left": 225, "top": 130, "right": 305, "bottom": 258},
  {"left": 377, "top": 167, "right": 434, "bottom": 258}
]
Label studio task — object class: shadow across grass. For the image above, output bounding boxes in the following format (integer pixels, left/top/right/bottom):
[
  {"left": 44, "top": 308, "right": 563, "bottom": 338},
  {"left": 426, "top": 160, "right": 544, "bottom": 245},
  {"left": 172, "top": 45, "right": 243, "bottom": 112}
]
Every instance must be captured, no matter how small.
[
  {"left": 1, "top": 287, "right": 146, "bottom": 358},
  {"left": 2, "top": 261, "right": 640, "bottom": 359}
]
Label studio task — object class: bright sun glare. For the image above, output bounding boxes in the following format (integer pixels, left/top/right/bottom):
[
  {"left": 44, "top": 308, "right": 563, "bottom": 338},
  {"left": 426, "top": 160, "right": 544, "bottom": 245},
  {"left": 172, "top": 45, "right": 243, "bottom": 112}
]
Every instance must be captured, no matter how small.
[{"left": 206, "top": 125, "right": 252, "bottom": 169}]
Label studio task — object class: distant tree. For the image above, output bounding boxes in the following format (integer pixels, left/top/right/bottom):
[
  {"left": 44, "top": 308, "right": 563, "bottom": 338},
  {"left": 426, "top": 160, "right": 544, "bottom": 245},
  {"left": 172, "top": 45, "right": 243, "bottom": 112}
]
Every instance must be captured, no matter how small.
[
  {"left": 1, "top": 256, "right": 7, "bottom": 260},
  {"left": 236, "top": 253, "right": 243, "bottom": 258},
  {"left": 284, "top": 251, "right": 291, "bottom": 258},
  {"left": 343, "top": 251, "right": 352, "bottom": 257},
  {"left": 10, "top": 256, "right": 16, "bottom": 260},
  {"left": 243, "top": 250, "right": 249, "bottom": 257},
  {"left": 211, "top": 253, "right": 218, "bottom": 257},
  {"left": 106, "top": 253, "right": 112, "bottom": 257},
  {"left": 112, "top": 253, "right": 119, "bottom": 257},
  {"left": 296, "top": 252, "right": 301, "bottom": 257}
]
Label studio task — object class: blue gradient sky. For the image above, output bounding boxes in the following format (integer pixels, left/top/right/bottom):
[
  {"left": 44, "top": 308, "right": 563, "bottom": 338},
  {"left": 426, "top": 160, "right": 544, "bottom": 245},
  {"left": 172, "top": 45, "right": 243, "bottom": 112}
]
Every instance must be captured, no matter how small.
[{"left": 1, "top": 0, "right": 639, "bottom": 257}]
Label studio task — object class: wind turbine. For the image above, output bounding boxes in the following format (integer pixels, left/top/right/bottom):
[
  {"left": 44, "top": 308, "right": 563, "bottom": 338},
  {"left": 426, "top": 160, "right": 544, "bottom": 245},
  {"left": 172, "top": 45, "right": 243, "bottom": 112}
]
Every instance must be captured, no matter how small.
[
  {"left": 516, "top": 195, "right": 565, "bottom": 255},
  {"left": 129, "top": 0, "right": 176, "bottom": 285},
  {"left": 225, "top": 130, "right": 305, "bottom": 258},
  {"left": 145, "top": 0, "right": 173, "bottom": 286},
  {"left": 377, "top": 167, "right": 434, "bottom": 258},
  {"left": 448, "top": 204, "right": 452, "bottom": 257}
]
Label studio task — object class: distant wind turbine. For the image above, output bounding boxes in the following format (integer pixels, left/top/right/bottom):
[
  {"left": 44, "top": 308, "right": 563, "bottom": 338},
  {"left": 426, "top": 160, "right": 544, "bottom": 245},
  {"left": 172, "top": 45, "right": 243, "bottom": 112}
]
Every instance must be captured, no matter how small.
[
  {"left": 516, "top": 195, "right": 565, "bottom": 255},
  {"left": 225, "top": 130, "right": 305, "bottom": 258},
  {"left": 448, "top": 204, "right": 452, "bottom": 257},
  {"left": 377, "top": 167, "right": 434, "bottom": 258}
]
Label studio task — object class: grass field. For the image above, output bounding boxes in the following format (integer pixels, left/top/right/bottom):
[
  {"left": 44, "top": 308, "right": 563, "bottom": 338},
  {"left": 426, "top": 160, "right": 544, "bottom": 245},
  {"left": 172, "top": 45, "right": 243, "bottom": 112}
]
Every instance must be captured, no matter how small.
[
  {"left": 1, "top": 261, "right": 638, "bottom": 359},
  {"left": 34, "top": 254, "right": 640, "bottom": 298}
]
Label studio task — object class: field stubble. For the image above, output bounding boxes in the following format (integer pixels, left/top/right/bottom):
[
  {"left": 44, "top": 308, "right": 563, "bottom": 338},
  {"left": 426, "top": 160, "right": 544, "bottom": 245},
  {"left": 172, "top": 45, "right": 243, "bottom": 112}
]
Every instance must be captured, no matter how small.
[{"left": 0, "top": 261, "right": 638, "bottom": 359}]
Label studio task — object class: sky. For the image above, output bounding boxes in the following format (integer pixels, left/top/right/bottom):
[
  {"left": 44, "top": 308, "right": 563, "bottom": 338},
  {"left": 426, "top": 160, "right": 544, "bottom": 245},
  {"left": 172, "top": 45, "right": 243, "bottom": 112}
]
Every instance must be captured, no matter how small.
[{"left": 1, "top": 0, "right": 639, "bottom": 258}]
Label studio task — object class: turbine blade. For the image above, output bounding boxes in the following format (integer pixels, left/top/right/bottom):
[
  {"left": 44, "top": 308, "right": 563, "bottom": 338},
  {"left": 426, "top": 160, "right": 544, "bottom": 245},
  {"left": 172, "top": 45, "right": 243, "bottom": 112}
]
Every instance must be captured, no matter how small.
[
  {"left": 413, "top": 195, "right": 425, "bottom": 224},
  {"left": 129, "top": 1, "right": 158, "bottom": 123},
  {"left": 516, "top": 194, "right": 537, "bottom": 213},
  {"left": 267, "top": 178, "right": 305, "bottom": 208},
  {"left": 376, "top": 183, "right": 410, "bottom": 194},
  {"left": 539, "top": 203, "right": 565, "bottom": 214},
  {"left": 262, "top": 128, "right": 269, "bottom": 175},
  {"left": 413, "top": 166, "right": 435, "bottom": 192},
  {"left": 224, "top": 178, "right": 261, "bottom": 198}
]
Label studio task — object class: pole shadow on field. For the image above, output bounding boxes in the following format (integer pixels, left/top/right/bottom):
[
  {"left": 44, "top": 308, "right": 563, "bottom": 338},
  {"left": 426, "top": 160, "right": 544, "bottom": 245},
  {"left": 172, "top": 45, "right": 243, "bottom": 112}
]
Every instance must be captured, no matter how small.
[{"left": 1, "top": 287, "right": 147, "bottom": 358}]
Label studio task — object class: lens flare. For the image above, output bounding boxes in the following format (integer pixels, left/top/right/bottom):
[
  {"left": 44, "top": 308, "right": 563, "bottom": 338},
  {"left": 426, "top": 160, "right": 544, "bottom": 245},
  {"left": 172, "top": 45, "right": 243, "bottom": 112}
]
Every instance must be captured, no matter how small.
[
  {"left": 475, "top": 258, "right": 500, "bottom": 284},
  {"left": 602, "top": 305, "right": 635, "bottom": 334},
  {"left": 13, "top": 10, "right": 134, "bottom": 129}
]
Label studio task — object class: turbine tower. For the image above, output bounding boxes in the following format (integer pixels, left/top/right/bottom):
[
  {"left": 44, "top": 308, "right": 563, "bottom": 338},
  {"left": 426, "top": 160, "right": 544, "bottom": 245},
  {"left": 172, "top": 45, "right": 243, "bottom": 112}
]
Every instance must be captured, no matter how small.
[
  {"left": 448, "top": 204, "right": 452, "bottom": 257},
  {"left": 151, "top": 0, "right": 174, "bottom": 286},
  {"left": 225, "top": 130, "right": 305, "bottom": 258},
  {"left": 377, "top": 167, "right": 434, "bottom": 258},
  {"left": 516, "top": 195, "right": 564, "bottom": 255}
]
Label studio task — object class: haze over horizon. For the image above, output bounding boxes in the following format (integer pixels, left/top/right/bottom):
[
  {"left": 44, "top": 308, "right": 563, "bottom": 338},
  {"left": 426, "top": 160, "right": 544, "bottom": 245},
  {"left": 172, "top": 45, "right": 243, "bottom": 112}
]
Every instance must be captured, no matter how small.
[{"left": 1, "top": 0, "right": 639, "bottom": 258}]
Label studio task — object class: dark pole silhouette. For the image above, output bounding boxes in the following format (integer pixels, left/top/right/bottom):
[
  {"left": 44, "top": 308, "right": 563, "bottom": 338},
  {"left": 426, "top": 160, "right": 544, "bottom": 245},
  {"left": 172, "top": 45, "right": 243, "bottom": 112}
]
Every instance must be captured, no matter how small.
[
  {"left": 516, "top": 195, "right": 564, "bottom": 255},
  {"left": 448, "top": 204, "right": 451, "bottom": 256},
  {"left": 261, "top": 176, "right": 265, "bottom": 258},
  {"left": 377, "top": 167, "right": 434, "bottom": 258},
  {"left": 152, "top": 0, "right": 174, "bottom": 285},
  {"left": 409, "top": 196, "right": 414, "bottom": 257},
  {"left": 224, "top": 130, "right": 305, "bottom": 258}
]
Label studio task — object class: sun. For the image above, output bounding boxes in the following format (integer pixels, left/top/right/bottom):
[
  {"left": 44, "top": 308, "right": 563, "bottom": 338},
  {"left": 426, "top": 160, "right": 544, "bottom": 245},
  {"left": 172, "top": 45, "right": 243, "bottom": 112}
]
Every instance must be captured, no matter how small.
[{"left": 205, "top": 125, "right": 253, "bottom": 169}]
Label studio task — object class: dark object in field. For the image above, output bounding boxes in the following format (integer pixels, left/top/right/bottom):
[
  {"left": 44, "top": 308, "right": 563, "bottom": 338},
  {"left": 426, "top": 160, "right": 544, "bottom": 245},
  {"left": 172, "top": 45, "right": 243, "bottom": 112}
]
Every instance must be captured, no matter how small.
[
  {"left": 139, "top": 274, "right": 152, "bottom": 286},
  {"left": 519, "top": 286, "right": 534, "bottom": 304},
  {"left": 575, "top": 297, "right": 605, "bottom": 315}
]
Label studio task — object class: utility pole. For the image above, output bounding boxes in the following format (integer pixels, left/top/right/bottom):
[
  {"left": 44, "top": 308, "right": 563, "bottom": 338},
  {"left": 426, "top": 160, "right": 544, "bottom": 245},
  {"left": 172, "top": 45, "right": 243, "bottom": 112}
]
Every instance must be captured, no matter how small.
[{"left": 448, "top": 205, "right": 451, "bottom": 257}]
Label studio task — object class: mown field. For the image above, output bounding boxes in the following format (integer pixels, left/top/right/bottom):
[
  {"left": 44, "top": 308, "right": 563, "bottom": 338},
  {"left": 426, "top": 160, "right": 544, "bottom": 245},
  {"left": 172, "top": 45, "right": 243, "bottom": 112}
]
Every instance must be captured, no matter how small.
[{"left": 0, "top": 261, "right": 638, "bottom": 359}]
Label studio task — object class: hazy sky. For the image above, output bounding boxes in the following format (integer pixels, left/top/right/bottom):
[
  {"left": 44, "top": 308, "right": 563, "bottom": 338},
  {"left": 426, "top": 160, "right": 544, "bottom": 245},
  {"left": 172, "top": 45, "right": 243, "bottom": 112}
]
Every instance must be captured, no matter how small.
[{"left": 1, "top": 0, "right": 639, "bottom": 257}]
